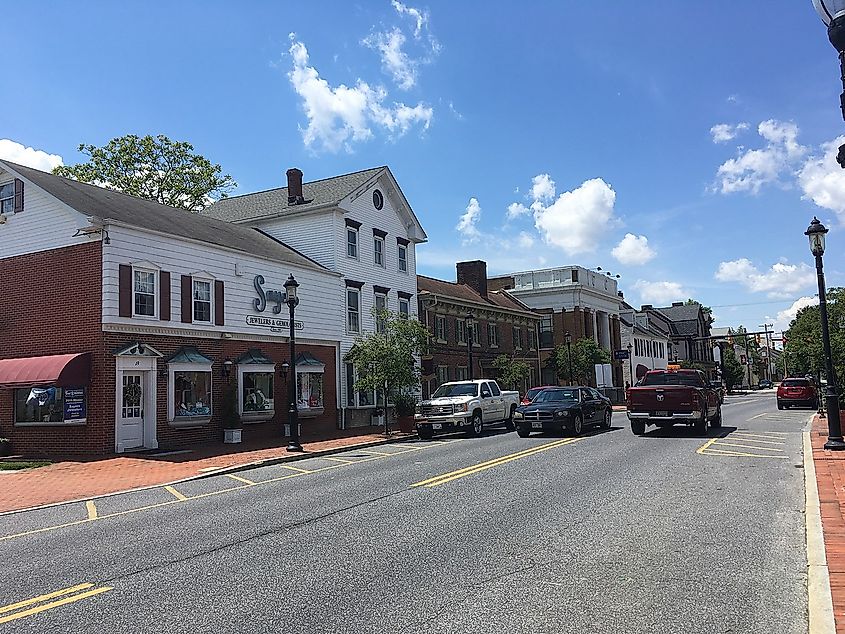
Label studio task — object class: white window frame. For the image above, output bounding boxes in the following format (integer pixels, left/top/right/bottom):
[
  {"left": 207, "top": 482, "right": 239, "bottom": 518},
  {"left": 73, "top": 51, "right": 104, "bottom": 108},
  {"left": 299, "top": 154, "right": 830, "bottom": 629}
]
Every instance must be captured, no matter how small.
[
  {"left": 374, "top": 236, "right": 385, "bottom": 268},
  {"left": 192, "top": 277, "right": 214, "bottom": 324},
  {"left": 488, "top": 323, "right": 499, "bottom": 348},
  {"left": 168, "top": 360, "right": 213, "bottom": 427},
  {"left": 237, "top": 363, "right": 276, "bottom": 422},
  {"left": 374, "top": 292, "right": 388, "bottom": 333},
  {"left": 436, "top": 365, "right": 449, "bottom": 386},
  {"left": 398, "top": 244, "right": 408, "bottom": 273},
  {"left": 399, "top": 297, "right": 410, "bottom": 319},
  {"left": 0, "top": 182, "right": 14, "bottom": 215},
  {"left": 347, "top": 287, "right": 361, "bottom": 334},
  {"left": 347, "top": 227, "right": 359, "bottom": 259},
  {"left": 296, "top": 360, "right": 326, "bottom": 417},
  {"left": 456, "top": 367, "right": 468, "bottom": 381},
  {"left": 457, "top": 319, "right": 467, "bottom": 344},
  {"left": 132, "top": 266, "right": 158, "bottom": 319},
  {"left": 435, "top": 315, "right": 447, "bottom": 343}
]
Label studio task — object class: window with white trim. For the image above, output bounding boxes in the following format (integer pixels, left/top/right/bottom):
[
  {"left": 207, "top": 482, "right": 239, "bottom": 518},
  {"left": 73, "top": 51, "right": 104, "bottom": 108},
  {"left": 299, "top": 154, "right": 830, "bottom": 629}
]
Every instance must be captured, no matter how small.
[
  {"left": 435, "top": 315, "right": 447, "bottom": 342},
  {"left": 347, "top": 227, "right": 359, "bottom": 258},
  {"left": 398, "top": 244, "right": 408, "bottom": 272},
  {"left": 15, "top": 386, "right": 87, "bottom": 425},
  {"left": 456, "top": 367, "right": 468, "bottom": 381},
  {"left": 347, "top": 288, "right": 360, "bottom": 333},
  {"left": 240, "top": 370, "right": 274, "bottom": 419},
  {"left": 375, "top": 292, "right": 387, "bottom": 333},
  {"left": 193, "top": 279, "right": 212, "bottom": 323},
  {"left": 298, "top": 372, "right": 324, "bottom": 411},
  {"left": 133, "top": 268, "right": 156, "bottom": 317},
  {"left": 471, "top": 322, "right": 480, "bottom": 346},
  {"left": 436, "top": 365, "right": 449, "bottom": 386},
  {"left": 457, "top": 319, "right": 467, "bottom": 344},
  {"left": 399, "top": 297, "right": 410, "bottom": 319},
  {"left": 0, "top": 182, "right": 14, "bottom": 214},
  {"left": 172, "top": 372, "right": 212, "bottom": 421},
  {"left": 374, "top": 236, "right": 385, "bottom": 267},
  {"left": 513, "top": 326, "right": 523, "bottom": 349},
  {"left": 488, "top": 323, "right": 499, "bottom": 347}
]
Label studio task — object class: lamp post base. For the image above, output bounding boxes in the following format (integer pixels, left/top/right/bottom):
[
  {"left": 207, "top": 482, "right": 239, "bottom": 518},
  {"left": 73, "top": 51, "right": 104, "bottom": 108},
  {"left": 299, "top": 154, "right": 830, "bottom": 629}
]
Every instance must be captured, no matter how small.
[
  {"left": 286, "top": 441, "right": 304, "bottom": 452},
  {"left": 824, "top": 437, "right": 845, "bottom": 451}
]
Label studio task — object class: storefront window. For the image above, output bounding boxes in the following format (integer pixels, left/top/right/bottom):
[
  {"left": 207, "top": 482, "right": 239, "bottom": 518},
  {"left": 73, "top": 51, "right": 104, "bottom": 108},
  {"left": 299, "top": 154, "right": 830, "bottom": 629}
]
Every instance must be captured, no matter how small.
[
  {"left": 15, "top": 386, "right": 87, "bottom": 425},
  {"left": 174, "top": 371, "right": 212, "bottom": 418},
  {"left": 243, "top": 372, "right": 274, "bottom": 413},
  {"left": 298, "top": 372, "right": 324, "bottom": 409}
]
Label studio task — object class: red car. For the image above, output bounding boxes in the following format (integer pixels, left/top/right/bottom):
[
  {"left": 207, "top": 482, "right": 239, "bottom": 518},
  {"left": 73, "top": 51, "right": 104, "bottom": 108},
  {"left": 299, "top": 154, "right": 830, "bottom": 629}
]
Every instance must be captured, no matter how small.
[
  {"left": 521, "top": 386, "right": 556, "bottom": 405},
  {"left": 777, "top": 378, "right": 818, "bottom": 410}
]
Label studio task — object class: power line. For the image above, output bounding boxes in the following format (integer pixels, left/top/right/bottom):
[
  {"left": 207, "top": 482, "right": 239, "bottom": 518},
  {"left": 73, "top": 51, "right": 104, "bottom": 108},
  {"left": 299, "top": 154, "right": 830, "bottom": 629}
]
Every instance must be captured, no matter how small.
[{"left": 708, "top": 297, "right": 816, "bottom": 309}]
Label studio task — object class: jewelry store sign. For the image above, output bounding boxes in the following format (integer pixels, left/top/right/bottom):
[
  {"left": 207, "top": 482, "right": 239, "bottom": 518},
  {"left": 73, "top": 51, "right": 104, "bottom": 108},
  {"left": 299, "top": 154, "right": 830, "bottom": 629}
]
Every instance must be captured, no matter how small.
[{"left": 245, "top": 315, "right": 304, "bottom": 333}]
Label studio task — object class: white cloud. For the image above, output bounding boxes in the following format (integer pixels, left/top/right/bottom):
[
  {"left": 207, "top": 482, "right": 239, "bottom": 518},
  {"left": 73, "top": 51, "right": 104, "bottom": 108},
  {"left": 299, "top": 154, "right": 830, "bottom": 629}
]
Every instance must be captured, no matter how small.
[
  {"left": 517, "top": 231, "right": 535, "bottom": 249},
  {"left": 506, "top": 201, "right": 529, "bottom": 220},
  {"left": 633, "top": 280, "right": 689, "bottom": 305},
  {"left": 533, "top": 178, "right": 617, "bottom": 255},
  {"left": 772, "top": 295, "right": 819, "bottom": 332},
  {"left": 714, "top": 119, "right": 806, "bottom": 194},
  {"left": 530, "top": 173, "right": 556, "bottom": 202},
  {"left": 710, "top": 122, "right": 749, "bottom": 143},
  {"left": 611, "top": 233, "right": 656, "bottom": 266},
  {"left": 456, "top": 197, "right": 482, "bottom": 244},
  {"left": 391, "top": 0, "right": 428, "bottom": 39},
  {"left": 362, "top": 27, "right": 417, "bottom": 90},
  {"left": 0, "top": 139, "right": 63, "bottom": 172},
  {"left": 714, "top": 258, "right": 815, "bottom": 298},
  {"left": 798, "top": 135, "right": 845, "bottom": 219},
  {"left": 287, "top": 34, "right": 432, "bottom": 152}
]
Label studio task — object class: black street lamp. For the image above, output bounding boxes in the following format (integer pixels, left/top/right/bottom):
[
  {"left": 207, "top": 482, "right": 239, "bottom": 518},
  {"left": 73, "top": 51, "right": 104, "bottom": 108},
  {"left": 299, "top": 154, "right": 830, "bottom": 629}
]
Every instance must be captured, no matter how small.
[
  {"left": 284, "top": 274, "right": 303, "bottom": 452},
  {"left": 466, "top": 313, "right": 476, "bottom": 380},
  {"left": 813, "top": 0, "right": 845, "bottom": 167},
  {"left": 806, "top": 217, "right": 845, "bottom": 449},
  {"left": 564, "top": 331, "right": 574, "bottom": 385}
]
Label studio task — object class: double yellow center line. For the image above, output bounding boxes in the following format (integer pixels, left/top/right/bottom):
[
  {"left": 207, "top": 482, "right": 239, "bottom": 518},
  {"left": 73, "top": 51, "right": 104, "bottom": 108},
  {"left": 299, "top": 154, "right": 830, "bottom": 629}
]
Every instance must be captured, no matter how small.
[
  {"left": 412, "top": 437, "right": 585, "bottom": 488},
  {"left": 0, "top": 582, "right": 112, "bottom": 624}
]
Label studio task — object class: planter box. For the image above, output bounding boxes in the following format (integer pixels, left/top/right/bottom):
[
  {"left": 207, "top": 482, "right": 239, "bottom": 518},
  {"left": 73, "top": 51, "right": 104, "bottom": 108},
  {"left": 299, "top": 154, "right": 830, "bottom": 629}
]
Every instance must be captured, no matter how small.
[{"left": 223, "top": 428, "right": 242, "bottom": 444}]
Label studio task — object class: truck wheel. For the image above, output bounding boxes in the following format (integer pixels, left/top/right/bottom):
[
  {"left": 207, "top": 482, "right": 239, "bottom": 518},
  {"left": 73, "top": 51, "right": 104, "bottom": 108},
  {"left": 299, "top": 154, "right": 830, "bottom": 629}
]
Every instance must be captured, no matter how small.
[
  {"left": 467, "top": 412, "right": 483, "bottom": 437},
  {"left": 418, "top": 427, "right": 434, "bottom": 440},
  {"left": 710, "top": 405, "right": 722, "bottom": 429},
  {"left": 694, "top": 410, "right": 708, "bottom": 436},
  {"left": 569, "top": 414, "right": 583, "bottom": 437},
  {"left": 516, "top": 427, "right": 530, "bottom": 438},
  {"left": 777, "top": 401, "right": 784, "bottom": 410},
  {"left": 505, "top": 406, "right": 516, "bottom": 431},
  {"left": 631, "top": 420, "right": 646, "bottom": 436}
]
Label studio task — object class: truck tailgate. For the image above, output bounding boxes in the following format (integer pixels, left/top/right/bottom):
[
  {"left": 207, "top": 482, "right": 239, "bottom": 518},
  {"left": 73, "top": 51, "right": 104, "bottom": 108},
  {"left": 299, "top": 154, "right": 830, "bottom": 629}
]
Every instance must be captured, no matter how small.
[{"left": 628, "top": 387, "right": 698, "bottom": 413}]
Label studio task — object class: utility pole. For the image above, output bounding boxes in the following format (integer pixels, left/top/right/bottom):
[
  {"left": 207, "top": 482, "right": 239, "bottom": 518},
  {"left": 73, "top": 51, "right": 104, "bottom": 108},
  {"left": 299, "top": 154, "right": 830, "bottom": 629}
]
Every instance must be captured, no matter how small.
[
  {"left": 759, "top": 323, "right": 773, "bottom": 381},
  {"left": 744, "top": 334, "right": 752, "bottom": 388}
]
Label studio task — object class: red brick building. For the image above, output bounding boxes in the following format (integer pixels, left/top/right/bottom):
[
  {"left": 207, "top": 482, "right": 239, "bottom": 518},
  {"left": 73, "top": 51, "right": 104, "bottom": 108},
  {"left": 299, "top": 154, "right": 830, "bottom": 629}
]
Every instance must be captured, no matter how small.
[{"left": 417, "top": 261, "right": 541, "bottom": 399}]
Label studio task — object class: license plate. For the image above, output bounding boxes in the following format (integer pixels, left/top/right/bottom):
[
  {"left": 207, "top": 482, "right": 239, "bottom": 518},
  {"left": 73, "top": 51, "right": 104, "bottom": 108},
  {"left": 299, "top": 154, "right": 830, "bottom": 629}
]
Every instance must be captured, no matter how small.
[
  {"left": 655, "top": 411, "right": 669, "bottom": 417},
  {"left": 532, "top": 422, "right": 543, "bottom": 429},
  {"left": 432, "top": 423, "right": 442, "bottom": 430}
]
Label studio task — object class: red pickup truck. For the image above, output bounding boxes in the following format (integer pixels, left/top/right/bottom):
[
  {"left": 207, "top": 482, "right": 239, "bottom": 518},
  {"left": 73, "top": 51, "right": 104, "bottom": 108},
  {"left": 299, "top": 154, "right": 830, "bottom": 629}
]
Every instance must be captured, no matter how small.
[{"left": 626, "top": 369, "right": 722, "bottom": 436}]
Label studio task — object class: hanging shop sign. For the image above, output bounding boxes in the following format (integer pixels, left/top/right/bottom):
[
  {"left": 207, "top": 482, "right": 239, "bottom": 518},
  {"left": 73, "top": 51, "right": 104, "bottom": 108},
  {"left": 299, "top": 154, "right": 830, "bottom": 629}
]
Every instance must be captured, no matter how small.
[{"left": 245, "top": 315, "right": 304, "bottom": 332}]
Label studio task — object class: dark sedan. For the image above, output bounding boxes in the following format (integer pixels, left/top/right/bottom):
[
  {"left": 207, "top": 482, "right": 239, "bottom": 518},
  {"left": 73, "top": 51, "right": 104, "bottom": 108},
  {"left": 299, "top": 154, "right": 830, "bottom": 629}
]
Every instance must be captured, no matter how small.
[{"left": 513, "top": 386, "right": 612, "bottom": 438}]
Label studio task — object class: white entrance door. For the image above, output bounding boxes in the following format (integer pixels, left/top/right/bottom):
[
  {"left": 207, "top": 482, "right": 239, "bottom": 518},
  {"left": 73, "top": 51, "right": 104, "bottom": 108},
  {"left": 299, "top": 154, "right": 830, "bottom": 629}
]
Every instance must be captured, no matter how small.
[{"left": 119, "top": 372, "right": 145, "bottom": 450}]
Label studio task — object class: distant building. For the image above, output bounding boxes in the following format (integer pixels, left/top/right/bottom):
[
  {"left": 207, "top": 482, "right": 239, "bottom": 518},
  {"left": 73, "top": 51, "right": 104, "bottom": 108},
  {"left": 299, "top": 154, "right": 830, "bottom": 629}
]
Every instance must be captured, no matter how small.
[
  {"left": 488, "top": 266, "right": 623, "bottom": 388},
  {"left": 417, "top": 261, "right": 541, "bottom": 399},
  {"left": 640, "top": 302, "right": 715, "bottom": 376},
  {"left": 619, "top": 304, "right": 670, "bottom": 386}
]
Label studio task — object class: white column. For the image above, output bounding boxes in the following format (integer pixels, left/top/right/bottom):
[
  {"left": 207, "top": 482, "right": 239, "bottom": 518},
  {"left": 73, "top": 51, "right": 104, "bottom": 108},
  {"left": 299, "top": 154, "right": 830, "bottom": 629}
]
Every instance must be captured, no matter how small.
[{"left": 592, "top": 311, "right": 599, "bottom": 345}]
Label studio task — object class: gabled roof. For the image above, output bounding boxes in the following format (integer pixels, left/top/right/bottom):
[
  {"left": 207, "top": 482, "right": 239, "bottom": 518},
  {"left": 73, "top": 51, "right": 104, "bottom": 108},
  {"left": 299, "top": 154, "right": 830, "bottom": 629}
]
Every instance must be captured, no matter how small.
[
  {"left": 0, "top": 160, "right": 331, "bottom": 272},
  {"left": 202, "top": 166, "right": 384, "bottom": 222},
  {"left": 417, "top": 275, "right": 539, "bottom": 318},
  {"left": 655, "top": 304, "right": 703, "bottom": 322}
]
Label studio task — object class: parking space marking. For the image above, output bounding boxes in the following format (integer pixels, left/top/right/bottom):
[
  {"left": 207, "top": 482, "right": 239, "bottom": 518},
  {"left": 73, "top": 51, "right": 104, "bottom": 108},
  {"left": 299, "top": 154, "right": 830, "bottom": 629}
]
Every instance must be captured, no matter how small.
[
  {"left": 85, "top": 500, "right": 98, "bottom": 521},
  {"left": 225, "top": 474, "right": 256, "bottom": 485},
  {"left": 698, "top": 429, "right": 794, "bottom": 459},
  {"left": 705, "top": 448, "right": 790, "bottom": 459},
  {"left": 275, "top": 464, "right": 312, "bottom": 474},
  {"left": 0, "top": 583, "right": 112, "bottom": 625},
  {"left": 323, "top": 456, "right": 358, "bottom": 464},
  {"left": 163, "top": 485, "right": 188, "bottom": 501},
  {"left": 729, "top": 434, "right": 786, "bottom": 444},
  {"left": 715, "top": 441, "right": 783, "bottom": 452}
]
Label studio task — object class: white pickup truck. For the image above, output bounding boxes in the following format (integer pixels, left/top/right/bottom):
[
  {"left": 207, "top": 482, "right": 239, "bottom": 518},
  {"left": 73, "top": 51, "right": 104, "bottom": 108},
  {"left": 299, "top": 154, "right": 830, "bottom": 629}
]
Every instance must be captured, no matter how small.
[{"left": 414, "top": 379, "right": 521, "bottom": 439}]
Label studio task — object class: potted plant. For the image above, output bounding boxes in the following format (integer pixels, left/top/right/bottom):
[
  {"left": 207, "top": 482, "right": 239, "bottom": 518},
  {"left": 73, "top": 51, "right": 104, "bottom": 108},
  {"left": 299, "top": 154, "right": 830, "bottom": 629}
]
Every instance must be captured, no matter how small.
[
  {"left": 394, "top": 393, "right": 417, "bottom": 434},
  {"left": 220, "top": 381, "right": 242, "bottom": 444},
  {"left": 0, "top": 438, "right": 10, "bottom": 457}
]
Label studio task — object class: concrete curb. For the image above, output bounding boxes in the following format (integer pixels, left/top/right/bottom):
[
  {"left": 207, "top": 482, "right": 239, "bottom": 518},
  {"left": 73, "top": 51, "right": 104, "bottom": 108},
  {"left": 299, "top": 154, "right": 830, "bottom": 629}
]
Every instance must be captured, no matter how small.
[
  {"left": 0, "top": 433, "right": 420, "bottom": 518},
  {"left": 804, "top": 427, "right": 836, "bottom": 634}
]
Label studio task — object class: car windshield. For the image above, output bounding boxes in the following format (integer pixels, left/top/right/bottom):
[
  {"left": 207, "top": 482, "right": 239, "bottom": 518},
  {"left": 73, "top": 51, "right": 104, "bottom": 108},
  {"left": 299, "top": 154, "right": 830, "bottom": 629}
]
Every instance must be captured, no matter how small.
[
  {"left": 432, "top": 383, "right": 478, "bottom": 398},
  {"left": 782, "top": 379, "right": 810, "bottom": 387},
  {"left": 534, "top": 389, "right": 578, "bottom": 403},
  {"left": 525, "top": 388, "right": 543, "bottom": 401},
  {"left": 641, "top": 373, "right": 704, "bottom": 387}
]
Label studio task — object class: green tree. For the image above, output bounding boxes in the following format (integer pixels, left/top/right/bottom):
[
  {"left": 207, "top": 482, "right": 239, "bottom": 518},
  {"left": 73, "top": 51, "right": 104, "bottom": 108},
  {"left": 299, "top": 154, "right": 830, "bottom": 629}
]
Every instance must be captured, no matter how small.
[
  {"left": 784, "top": 288, "right": 845, "bottom": 395},
  {"left": 492, "top": 354, "right": 531, "bottom": 392},
  {"left": 721, "top": 345, "right": 745, "bottom": 392},
  {"left": 552, "top": 338, "right": 611, "bottom": 385},
  {"left": 53, "top": 134, "right": 236, "bottom": 211},
  {"left": 344, "top": 310, "right": 430, "bottom": 435}
]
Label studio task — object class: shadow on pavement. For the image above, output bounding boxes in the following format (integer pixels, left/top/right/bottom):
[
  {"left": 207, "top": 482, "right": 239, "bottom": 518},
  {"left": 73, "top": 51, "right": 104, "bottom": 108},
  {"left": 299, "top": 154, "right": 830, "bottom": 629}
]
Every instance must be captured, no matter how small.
[{"left": 636, "top": 425, "right": 738, "bottom": 439}]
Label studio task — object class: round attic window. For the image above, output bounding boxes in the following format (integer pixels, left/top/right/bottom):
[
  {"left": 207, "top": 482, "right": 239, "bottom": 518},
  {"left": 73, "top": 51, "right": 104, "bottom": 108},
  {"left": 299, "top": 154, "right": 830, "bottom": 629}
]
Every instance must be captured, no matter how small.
[{"left": 373, "top": 189, "right": 384, "bottom": 210}]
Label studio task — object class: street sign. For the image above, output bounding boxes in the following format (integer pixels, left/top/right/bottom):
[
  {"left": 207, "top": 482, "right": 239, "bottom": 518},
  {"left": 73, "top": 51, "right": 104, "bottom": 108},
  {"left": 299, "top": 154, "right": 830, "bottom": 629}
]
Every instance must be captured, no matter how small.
[{"left": 614, "top": 349, "right": 630, "bottom": 360}]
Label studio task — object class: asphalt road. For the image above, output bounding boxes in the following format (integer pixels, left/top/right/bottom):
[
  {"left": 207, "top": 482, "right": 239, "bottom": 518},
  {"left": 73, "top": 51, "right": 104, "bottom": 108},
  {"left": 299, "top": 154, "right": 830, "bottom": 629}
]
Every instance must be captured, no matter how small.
[{"left": 0, "top": 390, "right": 812, "bottom": 633}]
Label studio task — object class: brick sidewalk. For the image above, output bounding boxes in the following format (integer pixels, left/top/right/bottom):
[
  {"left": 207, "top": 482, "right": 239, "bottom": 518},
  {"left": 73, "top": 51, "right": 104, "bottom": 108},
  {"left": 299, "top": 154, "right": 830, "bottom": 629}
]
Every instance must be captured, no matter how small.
[
  {"left": 812, "top": 414, "right": 845, "bottom": 632},
  {"left": 0, "top": 426, "right": 413, "bottom": 514}
]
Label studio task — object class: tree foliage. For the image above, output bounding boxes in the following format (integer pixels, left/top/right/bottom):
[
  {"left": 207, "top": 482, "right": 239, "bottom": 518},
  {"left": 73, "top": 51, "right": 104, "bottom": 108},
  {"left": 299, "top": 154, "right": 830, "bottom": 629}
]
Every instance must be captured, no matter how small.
[
  {"left": 784, "top": 288, "right": 845, "bottom": 388},
  {"left": 492, "top": 354, "right": 531, "bottom": 392},
  {"left": 686, "top": 298, "right": 714, "bottom": 327},
  {"left": 53, "top": 134, "right": 236, "bottom": 212},
  {"left": 551, "top": 338, "right": 611, "bottom": 384},
  {"left": 721, "top": 345, "right": 745, "bottom": 392},
  {"left": 344, "top": 311, "right": 430, "bottom": 432}
]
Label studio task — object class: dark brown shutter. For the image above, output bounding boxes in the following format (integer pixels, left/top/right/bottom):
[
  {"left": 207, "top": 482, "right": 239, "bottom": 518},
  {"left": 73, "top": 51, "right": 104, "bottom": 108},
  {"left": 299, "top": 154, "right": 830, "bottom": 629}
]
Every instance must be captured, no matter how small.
[
  {"left": 118, "top": 264, "right": 132, "bottom": 317},
  {"left": 159, "top": 271, "right": 171, "bottom": 321},
  {"left": 13, "top": 179, "right": 23, "bottom": 213},
  {"left": 214, "top": 280, "right": 225, "bottom": 326},
  {"left": 181, "top": 275, "right": 193, "bottom": 323}
]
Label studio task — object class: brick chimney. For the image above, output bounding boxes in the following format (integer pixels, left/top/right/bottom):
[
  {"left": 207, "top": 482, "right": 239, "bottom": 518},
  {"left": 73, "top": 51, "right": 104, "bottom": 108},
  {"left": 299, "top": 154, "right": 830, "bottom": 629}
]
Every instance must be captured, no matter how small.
[
  {"left": 286, "top": 168, "right": 304, "bottom": 204},
  {"left": 456, "top": 260, "right": 488, "bottom": 299},
  {"left": 641, "top": 304, "right": 653, "bottom": 310}
]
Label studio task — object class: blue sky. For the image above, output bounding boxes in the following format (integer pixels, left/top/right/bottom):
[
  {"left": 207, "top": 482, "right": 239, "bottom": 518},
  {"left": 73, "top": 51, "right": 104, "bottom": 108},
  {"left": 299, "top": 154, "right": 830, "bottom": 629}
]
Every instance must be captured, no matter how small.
[{"left": 3, "top": 1, "right": 845, "bottom": 334}]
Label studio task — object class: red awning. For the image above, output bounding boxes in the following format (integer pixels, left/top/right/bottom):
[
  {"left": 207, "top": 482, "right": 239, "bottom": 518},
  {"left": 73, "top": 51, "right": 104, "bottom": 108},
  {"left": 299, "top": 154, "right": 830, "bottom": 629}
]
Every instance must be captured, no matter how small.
[{"left": 0, "top": 353, "right": 91, "bottom": 388}]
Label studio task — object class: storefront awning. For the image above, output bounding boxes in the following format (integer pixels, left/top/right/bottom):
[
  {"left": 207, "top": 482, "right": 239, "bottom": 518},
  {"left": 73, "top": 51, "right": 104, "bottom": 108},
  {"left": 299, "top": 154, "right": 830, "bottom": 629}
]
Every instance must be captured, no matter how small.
[
  {"left": 296, "top": 352, "right": 325, "bottom": 371},
  {"left": 0, "top": 353, "right": 91, "bottom": 388}
]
